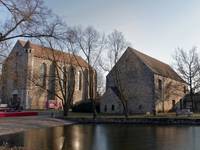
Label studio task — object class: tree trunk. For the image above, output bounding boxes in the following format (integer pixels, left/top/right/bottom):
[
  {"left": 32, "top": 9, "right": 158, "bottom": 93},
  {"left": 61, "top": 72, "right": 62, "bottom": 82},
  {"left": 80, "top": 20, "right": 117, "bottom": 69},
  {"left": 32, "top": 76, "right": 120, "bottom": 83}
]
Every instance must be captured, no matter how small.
[
  {"left": 63, "top": 104, "right": 69, "bottom": 116},
  {"left": 125, "top": 101, "right": 129, "bottom": 119},
  {"left": 189, "top": 75, "right": 195, "bottom": 112},
  {"left": 92, "top": 101, "right": 97, "bottom": 119},
  {"left": 190, "top": 91, "right": 195, "bottom": 112},
  {"left": 89, "top": 68, "right": 97, "bottom": 119}
]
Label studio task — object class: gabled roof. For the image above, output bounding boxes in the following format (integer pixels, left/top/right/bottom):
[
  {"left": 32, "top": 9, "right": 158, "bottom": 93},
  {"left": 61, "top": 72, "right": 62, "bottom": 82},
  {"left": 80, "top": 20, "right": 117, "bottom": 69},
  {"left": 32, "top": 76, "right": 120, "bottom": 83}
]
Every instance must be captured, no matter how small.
[
  {"left": 17, "top": 40, "right": 88, "bottom": 67},
  {"left": 127, "top": 47, "right": 185, "bottom": 83},
  {"left": 110, "top": 86, "right": 121, "bottom": 98}
]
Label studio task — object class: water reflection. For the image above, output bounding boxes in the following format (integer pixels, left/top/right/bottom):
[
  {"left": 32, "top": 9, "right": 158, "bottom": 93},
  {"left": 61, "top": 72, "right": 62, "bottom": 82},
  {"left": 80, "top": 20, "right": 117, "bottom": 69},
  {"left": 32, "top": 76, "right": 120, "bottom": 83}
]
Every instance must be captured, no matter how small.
[{"left": 1, "top": 125, "right": 200, "bottom": 150}]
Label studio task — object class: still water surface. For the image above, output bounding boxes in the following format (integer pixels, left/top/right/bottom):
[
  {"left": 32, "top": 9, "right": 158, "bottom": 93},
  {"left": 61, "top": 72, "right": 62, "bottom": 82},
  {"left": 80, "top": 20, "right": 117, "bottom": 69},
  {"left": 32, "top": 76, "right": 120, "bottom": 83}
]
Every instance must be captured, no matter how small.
[{"left": 0, "top": 124, "right": 200, "bottom": 150}]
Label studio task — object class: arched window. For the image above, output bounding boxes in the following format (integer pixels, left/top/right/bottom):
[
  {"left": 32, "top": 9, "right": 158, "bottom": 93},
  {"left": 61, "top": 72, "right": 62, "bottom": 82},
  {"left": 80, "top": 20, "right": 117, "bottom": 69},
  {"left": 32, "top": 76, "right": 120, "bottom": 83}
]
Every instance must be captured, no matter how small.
[
  {"left": 84, "top": 69, "right": 89, "bottom": 99},
  {"left": 39, "top": 63, "right": 47, "bottom": 87},
  {"left": 78, "top": 71, "right": 82, "bottom": 90},
  {"left": 48, "top": 63, "right": 56, "bottom": 100},
  {"left": 62, "top": 66, "right": 68, "bottom": 89}
]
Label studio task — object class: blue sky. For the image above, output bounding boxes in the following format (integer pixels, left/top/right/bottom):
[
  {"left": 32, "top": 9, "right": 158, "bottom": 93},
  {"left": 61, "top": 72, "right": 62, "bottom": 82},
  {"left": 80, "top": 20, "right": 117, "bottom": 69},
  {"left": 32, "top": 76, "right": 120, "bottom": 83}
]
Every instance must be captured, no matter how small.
[{"left": 45, "top": 0, "right": 200, "bottom": 64}]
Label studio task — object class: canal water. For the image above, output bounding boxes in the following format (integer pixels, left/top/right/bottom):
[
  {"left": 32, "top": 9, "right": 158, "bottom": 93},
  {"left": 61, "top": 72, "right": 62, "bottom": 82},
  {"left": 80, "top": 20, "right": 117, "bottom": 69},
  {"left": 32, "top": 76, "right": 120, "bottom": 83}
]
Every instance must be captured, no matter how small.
[{"left": 0, "top": 124, "right": 200, "bottom": 150}]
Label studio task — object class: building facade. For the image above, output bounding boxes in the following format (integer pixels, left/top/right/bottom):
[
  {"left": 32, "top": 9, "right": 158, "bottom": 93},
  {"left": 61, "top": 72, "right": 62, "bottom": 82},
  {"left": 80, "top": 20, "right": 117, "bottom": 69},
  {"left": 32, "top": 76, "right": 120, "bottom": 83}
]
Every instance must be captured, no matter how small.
[
  {"left": 182, "top": 93, "right": 200, "bottom": 111},
  {"left": 1, "top": 40, "right": 96, "bottom": 109},
  {"left": 100, "top": 47, "right": 187, "bottom": 114}
]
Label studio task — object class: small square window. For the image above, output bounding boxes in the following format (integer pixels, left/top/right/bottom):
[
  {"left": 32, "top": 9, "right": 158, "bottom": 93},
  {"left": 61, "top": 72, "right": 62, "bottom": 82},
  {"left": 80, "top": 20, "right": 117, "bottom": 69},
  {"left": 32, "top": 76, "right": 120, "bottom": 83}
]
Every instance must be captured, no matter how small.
[{"left": 112, "top": 105, "right": 115, "bottom": 111}]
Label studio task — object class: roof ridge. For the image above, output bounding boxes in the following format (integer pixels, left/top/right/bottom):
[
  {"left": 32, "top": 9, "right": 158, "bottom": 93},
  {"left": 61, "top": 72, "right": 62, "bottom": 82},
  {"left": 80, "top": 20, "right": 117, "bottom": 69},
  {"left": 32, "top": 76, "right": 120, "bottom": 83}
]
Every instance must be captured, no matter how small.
[
  {"left": 127, "top": 47, "right": 185, "bottom": 83},
  {"left": 21, "top": 40, "right": 81, "bottom": 59},
  {"left": 15, "top": 40, "right": 89, "bottom": 68},
  {"left": 128, "top": 47, "right": 170, "bottom": 67},
  {"left": 17, "top": 40, "right": 27, "bottom": 47}
]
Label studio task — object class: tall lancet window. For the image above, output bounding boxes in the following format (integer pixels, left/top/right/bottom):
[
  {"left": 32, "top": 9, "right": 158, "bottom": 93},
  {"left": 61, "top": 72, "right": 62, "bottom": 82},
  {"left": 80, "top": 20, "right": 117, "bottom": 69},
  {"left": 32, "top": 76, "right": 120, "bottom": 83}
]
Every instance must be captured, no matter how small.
[
  {"left": 39, "top": 63, "right": 47, "bottom": 87},
  {"left": 48, "top": 63, "right": 56, "bottom": 100},
  {"left": 78, "top": 71, "right": 82, "bottom": 90},
  {"left": 62, "top": 66, "right": 68, "bottom": 89}
]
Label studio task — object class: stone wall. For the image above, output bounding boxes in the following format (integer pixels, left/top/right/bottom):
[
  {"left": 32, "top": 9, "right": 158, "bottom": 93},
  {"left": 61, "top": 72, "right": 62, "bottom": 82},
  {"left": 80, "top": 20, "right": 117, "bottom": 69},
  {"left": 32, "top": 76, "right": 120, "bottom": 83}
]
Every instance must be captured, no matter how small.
[
  {"left": 101, "top": 48, "right": 187, "bottom": 114},
  {"left": 101, "top": 49, "right": 155, "bottom": 114},
  {"left": 154, "top": 74, "right": 187, "bottom": 112},
  {"left": 28, "top": 50, "right": 95, "bottom": 109},
  {"left": 100, "top": 88, "right": 123, "bottom": 114},
  {"left": 1, "top": 42, "right": 29, "bottom": 106}
]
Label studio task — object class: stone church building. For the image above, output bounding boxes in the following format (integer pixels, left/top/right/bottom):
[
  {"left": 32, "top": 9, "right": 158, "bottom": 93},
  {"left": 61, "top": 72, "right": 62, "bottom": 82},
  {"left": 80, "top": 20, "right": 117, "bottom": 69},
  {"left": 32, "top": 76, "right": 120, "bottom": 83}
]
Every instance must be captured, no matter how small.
[
  {"left": 1, "top": 40, "right": 96, "bottom": 109},
  {"left": 100, "top": 47, "right": 187, "bottom": 114}
]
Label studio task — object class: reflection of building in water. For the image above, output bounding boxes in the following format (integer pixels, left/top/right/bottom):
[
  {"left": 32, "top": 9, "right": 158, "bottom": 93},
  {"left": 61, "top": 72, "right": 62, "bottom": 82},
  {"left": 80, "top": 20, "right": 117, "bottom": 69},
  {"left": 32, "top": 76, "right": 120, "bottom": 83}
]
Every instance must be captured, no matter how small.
[
  {"left": 22, "top": 125, "right": 98, "bottom": 150},
  {"left": 154, "top": 127, "right": 197, "bottom": 150},
  {"left": 23, "top": 127, "right": 64, "bottom": 150},
  {"left": 92, "top": 125, "right": 109, "bottom": 150},
  {"left": 2, "top": 125, "right": 200, "bottom": 150},
  {"left": 62, "top": 125, "right": 95, "bottom": 150}
]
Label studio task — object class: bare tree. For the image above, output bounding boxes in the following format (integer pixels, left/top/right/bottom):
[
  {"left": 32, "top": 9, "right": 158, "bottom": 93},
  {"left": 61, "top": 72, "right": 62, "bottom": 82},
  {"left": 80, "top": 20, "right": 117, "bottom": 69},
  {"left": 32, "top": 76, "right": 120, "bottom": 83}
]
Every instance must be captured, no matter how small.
[
  {"left": 96, "top": 68, "right": 106, "bottom": 95},
  {"left": 0, "top": 0, "right": 65, "bottom": 60},
  {"left": 113, "top": 67, "right": 129, "bottom": 118},
  {"left": 75, "top": 26, "right": 105, "bottom": 119},
  {"left": 28, "top": 37, "right": 78, "bottom": 116},
  {"left": 99, "top": 29, "right": 130, "bottom": 72},
  {"left": 47, "top": 39, "right": 77, "bottom": 116},
  {"left": 99, "top": 30, "right": 130, "bottom": 118},
  {"left": 172, "top": 47, "right": 200, "bottom": 111},
  {"left": 0, "top": 0, "right": 73, "bottom": 115}
]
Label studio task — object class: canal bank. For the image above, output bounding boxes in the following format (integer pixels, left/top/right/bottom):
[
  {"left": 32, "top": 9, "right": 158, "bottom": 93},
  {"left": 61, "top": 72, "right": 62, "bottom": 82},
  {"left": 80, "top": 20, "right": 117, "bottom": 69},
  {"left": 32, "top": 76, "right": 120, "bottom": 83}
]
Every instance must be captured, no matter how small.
[
  {"left": 0, "top": 116, "right": 74, "bottom": 135},
  {"left": 2, "top": 113, "right": 200, "bottom": 136},
  {"left": 64, "top": 116, "right": 200, "bottom": 125}
]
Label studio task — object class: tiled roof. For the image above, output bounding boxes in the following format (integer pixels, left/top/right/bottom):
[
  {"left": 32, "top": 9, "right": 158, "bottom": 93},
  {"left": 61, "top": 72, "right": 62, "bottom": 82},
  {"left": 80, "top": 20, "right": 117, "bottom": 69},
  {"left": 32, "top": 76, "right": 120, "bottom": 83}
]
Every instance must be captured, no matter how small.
[
  {"left": 128, "top": 47, "right": 185, "bottom": 83},
  {"left": 17, "top": 40, "right": 88, "bottom": 67}
]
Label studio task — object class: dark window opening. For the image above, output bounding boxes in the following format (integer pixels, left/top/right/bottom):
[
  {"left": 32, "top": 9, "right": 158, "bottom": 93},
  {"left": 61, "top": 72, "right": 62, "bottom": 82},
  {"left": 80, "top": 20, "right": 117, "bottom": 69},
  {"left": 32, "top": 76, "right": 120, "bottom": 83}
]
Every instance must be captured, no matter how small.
[
  {"left": 39, "top": 63, "right": 47, "bottom": 87},
  {"left": 184, "top": 86, "right": 187, "bottom": 94},
  {"left": 104, "top": 105, "right": 107, "bottom": 112},
  {"left": 138, "top": 104, "right": 142, "bottom": 110},
  {"left": 172, "top": 100, "right": 176, "bottom": 109},
  {"left": 48, "top": 63, "right": 56, "bottom": 100},
  {"left": 180, "top": 99, "right": 183, "bottom": 110},
  {"left": 112, "top": 105, "right": 115, "bottom": 111},
  {"left": 158, "top": 79, "right": 162, "bottom": 90}
]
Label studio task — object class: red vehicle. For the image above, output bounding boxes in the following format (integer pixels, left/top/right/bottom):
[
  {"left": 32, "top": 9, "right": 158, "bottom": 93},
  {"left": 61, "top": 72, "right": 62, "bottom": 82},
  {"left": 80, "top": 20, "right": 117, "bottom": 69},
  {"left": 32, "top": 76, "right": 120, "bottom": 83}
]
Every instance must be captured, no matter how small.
[{"left": 46, "top": 100, "right": 62, "bottom": 109}]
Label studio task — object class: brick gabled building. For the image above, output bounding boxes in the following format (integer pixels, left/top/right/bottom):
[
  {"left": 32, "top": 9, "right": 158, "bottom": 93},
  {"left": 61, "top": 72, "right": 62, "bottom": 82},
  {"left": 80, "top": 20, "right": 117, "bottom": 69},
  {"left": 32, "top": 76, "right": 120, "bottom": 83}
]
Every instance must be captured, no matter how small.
[{"left": 2, "top": 40, "right": 96, "bottom": 109}]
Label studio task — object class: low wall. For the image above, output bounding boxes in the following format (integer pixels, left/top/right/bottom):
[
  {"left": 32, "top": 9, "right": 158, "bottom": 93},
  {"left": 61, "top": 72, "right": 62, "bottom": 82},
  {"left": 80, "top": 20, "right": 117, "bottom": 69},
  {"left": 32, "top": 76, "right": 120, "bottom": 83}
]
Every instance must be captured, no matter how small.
[{"left": 65, "top": 117, "right": 200, "bottom": 125}]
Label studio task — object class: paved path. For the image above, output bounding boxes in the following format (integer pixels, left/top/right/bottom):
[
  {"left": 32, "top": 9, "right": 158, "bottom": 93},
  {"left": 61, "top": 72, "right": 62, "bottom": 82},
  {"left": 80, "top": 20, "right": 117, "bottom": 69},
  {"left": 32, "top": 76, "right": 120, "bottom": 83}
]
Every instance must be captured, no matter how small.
[{"left": 0, "top": 116, "right": 73, "bottom": 135}]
